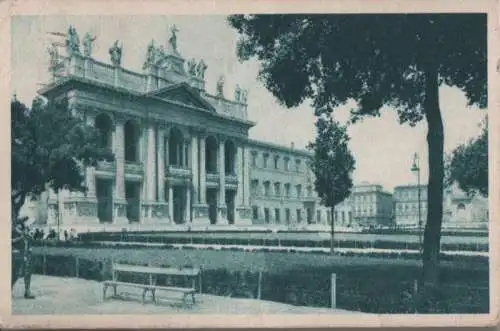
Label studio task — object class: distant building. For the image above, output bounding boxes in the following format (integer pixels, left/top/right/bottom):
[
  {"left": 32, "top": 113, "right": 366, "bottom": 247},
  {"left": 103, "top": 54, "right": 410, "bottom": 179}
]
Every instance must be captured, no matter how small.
[
  {"left": 351, "top": 183, "right": 393, "bottom": 227},
  {"left": 443, "top": 184, "right": 488, "bottom": 229},
  {"left": 334, "top": 196, "right": 354, "bottom": 228},
  {"left": 393, "top": 185, "right": 428, "bottom": 228}
]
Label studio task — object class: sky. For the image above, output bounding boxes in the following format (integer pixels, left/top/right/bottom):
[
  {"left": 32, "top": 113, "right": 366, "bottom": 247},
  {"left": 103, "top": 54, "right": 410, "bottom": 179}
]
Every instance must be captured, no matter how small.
[{"left": 11, "top": 15, "right": 487, "bottom": 192}]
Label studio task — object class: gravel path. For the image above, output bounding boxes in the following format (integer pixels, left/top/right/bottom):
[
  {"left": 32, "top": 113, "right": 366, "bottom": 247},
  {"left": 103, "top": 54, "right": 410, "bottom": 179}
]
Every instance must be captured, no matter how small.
[{"left": 12, "top": 275, "right": 360, "bottom": 315}]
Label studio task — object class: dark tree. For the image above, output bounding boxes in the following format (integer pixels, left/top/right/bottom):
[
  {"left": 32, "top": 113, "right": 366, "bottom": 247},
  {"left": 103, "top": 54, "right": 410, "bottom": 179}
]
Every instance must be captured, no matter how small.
[
  {"left": 448, "top": 119, "right": 488, "bottom": 197},
  {"left": 228, "top": 13, "right": 487, "bottom": 286},
  {"left": 307, "top": 116, "right": 355, "bottom": 254},
  {"left": 11, "top": 96, "right": 114, "bottom": 223}
]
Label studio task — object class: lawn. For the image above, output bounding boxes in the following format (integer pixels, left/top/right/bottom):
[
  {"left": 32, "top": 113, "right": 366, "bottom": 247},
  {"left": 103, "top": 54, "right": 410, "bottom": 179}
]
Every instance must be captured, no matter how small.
[{"left": 31, "top": 246, "right": 489, "bottom": 314}]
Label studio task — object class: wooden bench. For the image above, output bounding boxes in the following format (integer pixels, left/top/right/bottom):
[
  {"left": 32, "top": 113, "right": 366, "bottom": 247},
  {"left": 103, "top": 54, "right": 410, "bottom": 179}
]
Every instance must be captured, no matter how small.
[{"left": 102, "top": 263, "right": 201, "bottom": 306}]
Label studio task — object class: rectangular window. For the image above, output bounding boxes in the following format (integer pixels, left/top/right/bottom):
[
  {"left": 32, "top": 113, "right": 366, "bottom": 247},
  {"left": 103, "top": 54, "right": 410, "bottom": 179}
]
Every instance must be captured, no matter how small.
[
  {"left": 284, "top": 158, "right": 290, "bottom": 171},
  {"left": 263, "top": 154, "right": 269, "bottom": 168},
  {"left": 285, "top": 208, "right": 291, "bottom": 223},
  {"left": 316, "top": 210, "right": 321, "bottom": 223},
  {"left": 251, "top": 153, "right": 257, "bottom": 167},
  {"left": 251, "top": 179, "right": 259, "bottom": 196},
  {"left": 274, "top": 182, "right": 281, "bottom": 196},
  {"left": 264, "top": 208, "right": 270, "bottom": 224},
  {"left": 275, "top": 209, "right": 280, "bottom": 223},
  {"left": 274, "top": 156, "right": 280, "bottom": 169},
  {"left": 297, "top": 209, "right": 302, "bottom": 222},
  {"left": 252, "top": 206, "right": 259, "bottom": 220},
  {"left": 296, "top": 185, "right": 302, "bottom": 198},
  {"left": 264, "top": 181, "right": 270, "bottom": 197},
  {"left": 284, "top": 183, "right": 291, "bottom": 197},
  {"left": 295, "top": 159, "right": 301, "bottom": 172}
]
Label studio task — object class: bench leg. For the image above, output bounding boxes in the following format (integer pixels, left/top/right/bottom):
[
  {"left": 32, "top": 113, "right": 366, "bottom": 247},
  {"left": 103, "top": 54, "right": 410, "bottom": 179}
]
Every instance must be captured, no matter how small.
[
  {"left": 113, "top": 284, "right": 117, "bottom": 297},
  {"left": 152, "top": 289, "right": 156, "bottom": 304},
  {"left": 103, "top": 284, "right": 108, "bottom": 300},
  {"left": 142, "top": 288, "right": 148, "bottom": 303}
]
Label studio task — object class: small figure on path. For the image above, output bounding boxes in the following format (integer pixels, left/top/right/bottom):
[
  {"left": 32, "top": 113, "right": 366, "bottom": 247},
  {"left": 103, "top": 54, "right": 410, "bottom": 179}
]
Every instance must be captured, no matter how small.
[{"left": 11, "top": 216, "right": 35, "bottom": 299}]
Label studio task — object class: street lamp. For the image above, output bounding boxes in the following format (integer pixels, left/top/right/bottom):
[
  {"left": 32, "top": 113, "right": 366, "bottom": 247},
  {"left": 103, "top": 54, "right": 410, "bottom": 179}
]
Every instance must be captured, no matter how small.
[{"left": 410, "top": 153, "right": 422, "bottom": 254}]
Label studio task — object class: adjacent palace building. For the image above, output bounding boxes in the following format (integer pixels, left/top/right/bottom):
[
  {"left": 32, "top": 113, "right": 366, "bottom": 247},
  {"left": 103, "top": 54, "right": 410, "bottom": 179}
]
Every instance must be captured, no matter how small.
[{"left": 25, "top": 26, "right": 487, "bottom": 232}]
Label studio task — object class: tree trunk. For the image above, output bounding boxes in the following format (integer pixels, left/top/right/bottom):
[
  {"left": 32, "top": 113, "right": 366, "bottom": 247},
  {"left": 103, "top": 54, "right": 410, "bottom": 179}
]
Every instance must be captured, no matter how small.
[
  {"left": 330, "top": 206, "right": 335, "bottom": 255},
  {"left": 422, "top": 67, "right": 444, "bottom": 287}
]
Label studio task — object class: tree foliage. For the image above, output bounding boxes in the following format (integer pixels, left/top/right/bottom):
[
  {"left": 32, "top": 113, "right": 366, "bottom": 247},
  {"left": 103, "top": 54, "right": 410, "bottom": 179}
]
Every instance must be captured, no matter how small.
[
  {"left": 11, "top": 96, "right": 114, "bottom": 221},
  {"left": 228, "top": 13, "right": 487, "bottom": 285},
  {"left": 307, "top": 116, "right": 355, "bottom": 208},
  {"left": 448, "top": 119, "right": 488, "bottom": 197}
]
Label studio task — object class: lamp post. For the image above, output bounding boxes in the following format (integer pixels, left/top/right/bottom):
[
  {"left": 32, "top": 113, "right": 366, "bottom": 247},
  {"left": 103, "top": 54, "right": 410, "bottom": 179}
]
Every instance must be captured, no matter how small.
[{"left": 410, "top": 153, "right": 422, "bottom": 255}]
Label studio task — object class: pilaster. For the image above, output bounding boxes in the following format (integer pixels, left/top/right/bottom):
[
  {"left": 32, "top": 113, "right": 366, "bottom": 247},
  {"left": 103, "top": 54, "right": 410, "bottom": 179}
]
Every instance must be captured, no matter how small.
[
  {"left": 113, "top": 118, "right": 128, "bottom": 225},
  {"left": 217, "top": 137, "right": 227, "bottom": 224}
]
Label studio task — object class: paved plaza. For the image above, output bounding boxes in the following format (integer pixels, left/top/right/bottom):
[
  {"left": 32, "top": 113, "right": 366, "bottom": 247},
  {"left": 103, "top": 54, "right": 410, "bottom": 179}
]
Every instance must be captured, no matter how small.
[{"left": 12, "top": 275, "right": 359, "bottom": 315}]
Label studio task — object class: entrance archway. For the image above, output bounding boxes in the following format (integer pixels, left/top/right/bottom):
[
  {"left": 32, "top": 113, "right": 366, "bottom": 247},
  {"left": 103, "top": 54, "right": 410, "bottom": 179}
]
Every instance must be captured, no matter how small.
[
  {"left": 169, "top": 128, "right": 184, "bottom": 167},
  {"left": 224, "top": 140, "right": 236, "bottom": 175},
  {"left": 95, "top": 113, "right": 113, "bottom": 149},
  {"left": 96, "top": 178, "right": 113, "bottom": 223}
]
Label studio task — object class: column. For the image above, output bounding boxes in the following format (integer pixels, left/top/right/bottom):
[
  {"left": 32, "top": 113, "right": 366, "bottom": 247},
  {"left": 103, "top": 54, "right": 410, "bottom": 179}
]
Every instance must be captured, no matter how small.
[
  {"left": 168, "top": 185, "right": 174, "bottom": 222},
  {"left": 243, "top": 146, "right": 251, "bottom": 207},
  {"left": 146, "top": 125, "right": 156, "bottom": 201},
  {"left": 113, "top": 120, "right": 128, "bottom": 224},
  {"left": 235, "top": 145, "right": 244, "bottom": 206},
  {"left": 218, "top": 138, "right": 226, "bottom": 223},
  {"left": 85, "top": 115, "right": 96, "bottom": 198},
  {"left": 185, "top": 187, "right": 191, "bottom": 223},
  {"left": 199, "top": 136, "right": 206, "bottom": 205},
  {"left": 157, "top": 128, "right": 165, "bottom": 202},
  {"left": 191, "top": 134, "right": 199, "bottom": 204}
]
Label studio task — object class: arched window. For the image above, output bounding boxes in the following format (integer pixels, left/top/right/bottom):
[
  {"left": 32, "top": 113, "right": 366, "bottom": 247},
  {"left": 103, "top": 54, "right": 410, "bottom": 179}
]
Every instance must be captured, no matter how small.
[
  {"left": 169, "top": 127, "right": 184, "bottom": 167},
  {"left": 94, "top": 113, "right": 113, "bottom": 149},
  {"left": 224, "top": 140, "right": 236, "bottom": 175},
  {"left": 124, "top": 120, "right": 140, "bottom": 162},
  {"left": 205, "top": 135, "right": 218, "bottom": 173}
]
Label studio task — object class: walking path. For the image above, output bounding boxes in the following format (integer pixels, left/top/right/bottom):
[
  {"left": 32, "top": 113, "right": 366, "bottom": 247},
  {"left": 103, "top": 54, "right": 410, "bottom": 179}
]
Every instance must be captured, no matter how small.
[{"left": 12, "top": 275, "right": 359, "bottom": 315}]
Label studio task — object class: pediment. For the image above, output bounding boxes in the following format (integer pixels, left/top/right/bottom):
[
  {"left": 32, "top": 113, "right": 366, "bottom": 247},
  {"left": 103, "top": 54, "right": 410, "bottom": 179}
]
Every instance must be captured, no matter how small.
[{"left": 147, "top": 83, "right": 215, "bottom": 112}]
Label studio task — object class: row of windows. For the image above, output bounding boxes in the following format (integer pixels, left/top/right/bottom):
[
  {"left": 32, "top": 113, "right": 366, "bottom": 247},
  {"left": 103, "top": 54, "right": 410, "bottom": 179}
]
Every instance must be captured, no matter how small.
[
  {"left": 394, "top": 189, "right": 427, "bottom": 200},
  {"left": 252, "top": 206, "right": 323, "bottom": 223},
  {"left": 251, "top": 180, "right": 314, "bottom": 198},
  {"left": 251, "top": 151, "right": 305, "bottom": 173}
]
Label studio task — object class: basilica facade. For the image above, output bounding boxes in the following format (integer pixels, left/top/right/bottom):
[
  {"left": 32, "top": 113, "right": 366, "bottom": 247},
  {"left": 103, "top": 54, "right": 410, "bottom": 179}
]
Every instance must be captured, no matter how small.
[{"left": 38, "top": 26, "right": 328, "bottom": 231}]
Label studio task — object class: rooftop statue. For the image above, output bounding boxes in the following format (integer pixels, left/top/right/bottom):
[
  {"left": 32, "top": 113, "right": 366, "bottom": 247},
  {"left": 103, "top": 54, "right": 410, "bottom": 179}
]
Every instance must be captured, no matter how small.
[
  {"left": 241, "top": 88, "right": 248, "bottom": 104},
  {"left": 196, "top": 59, "right": 207, "bottom": 80},
  {"left": 168, "top": 24, "right": 179, "bottom": 53},
  {"left": 234, "top": 84, "right": 241, "bottom": 102},
  {"left": 82, "top": 32, "right": 97, "bottom": 58},
  {"left": 216, "top": 75, "right": 225, "bottom": 97},
  {"left": 47, "top": 42, "right": 59, "bottom": 70},
  {"left": 187, "top": 58, "right": 197, "bottom": 76},
  {"left": 109, "top": 40, "right": 123, "bottom": 67},
  {"left": 156, "top": 45, "right": 165, "bottom": 64},
  {"left": 65, "top": 25, "right": 80, "bottom": 57},
  {"left": 143, "top": 39, "right": 157, "bottom": 70}
]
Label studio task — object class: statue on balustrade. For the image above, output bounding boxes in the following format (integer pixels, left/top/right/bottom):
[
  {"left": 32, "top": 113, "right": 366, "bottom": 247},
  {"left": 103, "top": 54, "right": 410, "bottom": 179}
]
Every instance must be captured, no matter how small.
[
  {"left": 168, "top": 24, "right": 179, "bottom": 53},
  {"left": 47, "top": 42, "right": 59, "bottom": 71},
  {"left": 234, "top": 84, "right": 241, "bottom": 102},
  {"left": 82, "top": 32, "right": 97, "bottom": 58},
  {"left": 143, "top": 39, "right": 157, "bottom": 70},
  {"left": 196, "top": 59, "right": 207, "bottom": 80},
  {"left": 216, "top": 75, "right": 225, "bottom": 97},
  {"left": 109, "top": 40, "right": 123, "bottom": 67},
  {"left": 241, "top": 88, "right": 248, "bottom": 104},
  {"left": 187, "top": 58, "right": 197, "bottom": 76},
  {"left": 65, "top": 25, "right": 80, "bottom": 56},
  {"left": 156, "top": 45, "right": 166, "bottom": 64}
]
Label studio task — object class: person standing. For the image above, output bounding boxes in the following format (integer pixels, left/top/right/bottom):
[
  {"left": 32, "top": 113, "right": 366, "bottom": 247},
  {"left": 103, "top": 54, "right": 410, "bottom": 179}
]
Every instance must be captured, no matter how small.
[{"left": 11, "top": 216, "right": 35, "bottom": 299}]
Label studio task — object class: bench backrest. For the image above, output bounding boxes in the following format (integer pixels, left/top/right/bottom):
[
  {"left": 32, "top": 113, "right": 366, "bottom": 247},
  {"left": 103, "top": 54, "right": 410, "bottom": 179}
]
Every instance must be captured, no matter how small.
[{"left": 112, "top": 263, "right": 201, "bottom": 277}]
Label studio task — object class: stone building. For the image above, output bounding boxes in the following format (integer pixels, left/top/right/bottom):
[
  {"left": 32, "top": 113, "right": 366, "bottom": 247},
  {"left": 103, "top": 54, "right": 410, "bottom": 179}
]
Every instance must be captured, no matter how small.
[
  {"left": 351, "top": 182, "right": 394, "bottom": 227},
  {"left": 248, "top": 140, "right": 328, "bottom": 228},
  {"left": 393, "top": 184, "right": 428, "bottom": 228},
  {"left": 37, "top": 26, "right": 328, "bottom": 231},
  {"left": 393, "top": 183, "right": 488, "bottom": 229}
]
